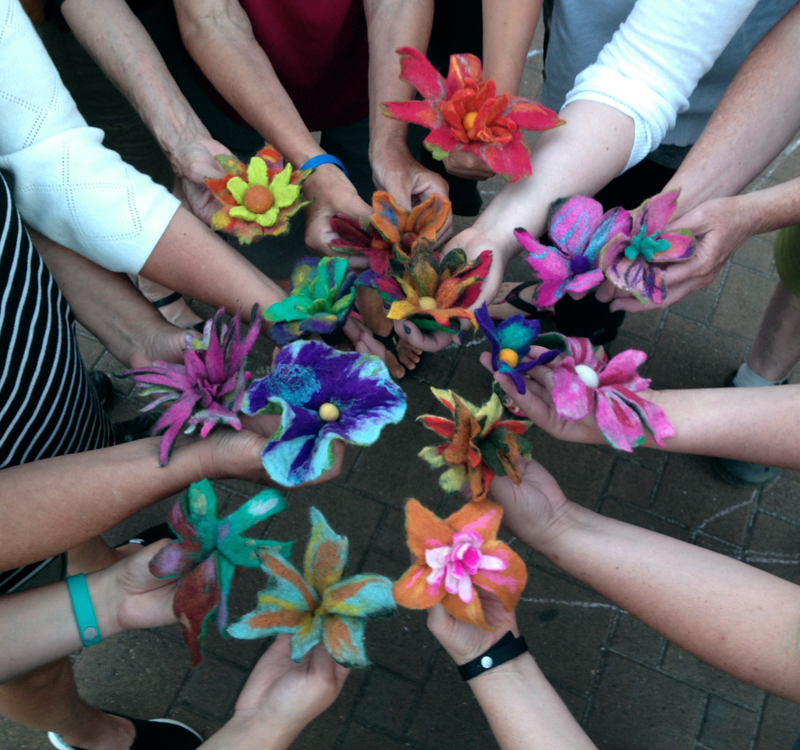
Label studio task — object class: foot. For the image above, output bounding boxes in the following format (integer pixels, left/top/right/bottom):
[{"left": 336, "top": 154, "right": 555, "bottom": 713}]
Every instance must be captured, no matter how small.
[
  {"left": 487, "top": 281, "right": 543, "bottom": 321},
  {"left": 50, "top": 711, "right": 135, "bottom": 750},
  {"left": 151, "top": 295, "right": 204, "bottom": 330}
]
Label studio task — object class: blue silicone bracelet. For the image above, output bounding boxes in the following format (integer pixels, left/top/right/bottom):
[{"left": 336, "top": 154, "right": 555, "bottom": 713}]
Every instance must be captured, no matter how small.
[
  {"left": 299, "top": 154, "right": 350, "bottom": 179},
  {"left": 66, "top": 574, "right": 102, "bottom": 647}
]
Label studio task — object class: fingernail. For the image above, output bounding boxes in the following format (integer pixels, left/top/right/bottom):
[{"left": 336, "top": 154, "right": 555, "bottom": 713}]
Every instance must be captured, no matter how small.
[
  {"left": 403, "top": 324, "right": 411, "bottom": 334},
  {"left": 382, "top": 300, "right": 390, "bottom": 310},
  {"left": 458, "top": 329, "right": 468, "bottom": 344},
  {"left": 514, "top": 227, "right": 526, "bottom": 233}
]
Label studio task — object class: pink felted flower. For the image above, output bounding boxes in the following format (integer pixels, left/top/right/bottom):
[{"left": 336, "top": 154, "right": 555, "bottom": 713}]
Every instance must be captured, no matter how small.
[
  {"left": 517, "top": 195, "right": 631, "bottom": 308},
  {"left": 381, "top": 47, "right": 563, "bottom": 182},
  {"left": 600, "top": 190, "right": 695, "bottom": 305},
  {"left": 550, "top": 335, "right": 674, "bottom": 452}
]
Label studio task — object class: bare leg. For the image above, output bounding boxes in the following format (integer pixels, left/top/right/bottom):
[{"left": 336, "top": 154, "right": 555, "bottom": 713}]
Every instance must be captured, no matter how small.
[
  {"left": 746, "top": 280, "right": 800, "bottom": 381},
  {"left": 135, "top": 275, "right": 204, "bottom": 329}
]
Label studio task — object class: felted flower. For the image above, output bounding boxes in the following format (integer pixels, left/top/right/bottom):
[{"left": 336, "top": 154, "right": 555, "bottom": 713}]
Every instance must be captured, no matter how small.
[
  {"left": 418, "top": 387, "right": 532, "bottom": 502},
  {"left": 205, "top": 144, "right": 312, "bottom": 244},
  {"left": 149, "top": 479, "right": 292, "bottom": 666},
  {"left": 517, "top": 195, "right": 632, "bottom": 308},
  {"left": 330, "top": 191, "right": 451, "bottom": 274},
  {"left": 393, "top": 499, "right": 527, "bottom": 629},
  {"left": 381, "top": 47, "right": 563, "bottom": 182},
  {"left": 544, "top": 334, "right": 675, "bottom": 451},
  {"left": 125, "top": 307, "right": 260, "bottom": 466},
  {"left": 243, "top": 341, "right": 407, "bottom": 487},
  {"left": 262, "top": 257, "right": 357, "bottom": 346},
  {"left": 359, "top": 245, "right": 492, "bottom": 334},
  {"left": 600, "top": 190, "right": 695, "bottom": 305},
  {"left": 475, "top": 303, "right": 559, "bottom": 395},
  {"left": 228, "top": 507, "right": 396, "bottom": 668}
]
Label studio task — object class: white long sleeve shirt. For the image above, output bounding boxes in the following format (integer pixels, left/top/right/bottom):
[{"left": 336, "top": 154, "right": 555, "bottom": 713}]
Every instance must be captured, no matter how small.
[{"left": 0, "top": 0, "right": 180, "bottom": 272}]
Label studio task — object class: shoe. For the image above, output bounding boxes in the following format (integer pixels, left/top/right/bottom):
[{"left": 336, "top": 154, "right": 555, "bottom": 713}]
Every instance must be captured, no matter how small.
[
  {"left": 554, "top": 293, "right": 625, "bottom": 346},
  {"left": 112, "top": 413, "right": 158, "bottom": 445},
  {"left": 489, "top": 281, "right": 550, "bottom": 321},
  {"left": 48, "top": 715, "right": 203, "bottom": 750},
  {"left": 119, "top": 523, "right": 176, "bottom": 548},
  {"left": 89, "top": 371, "right": 113, "bottom": 409}
]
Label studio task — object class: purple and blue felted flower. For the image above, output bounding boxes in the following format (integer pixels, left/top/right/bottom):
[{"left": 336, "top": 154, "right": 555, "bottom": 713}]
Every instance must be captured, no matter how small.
[
  {"left": 600, "top": 190, "right": 695, "bottom": 305},
  {"left": 148, "top": 479, "right": 292, "bottom": 666},
  {"left": 125, "top": 306, "right": 260, "bottom": 466},
  {"left": 516, "top": 195, "right": 631, "bottom": 309},
  {"left": 263, "top": 257, "right": 357, "bottom": 345},
  {"left": 243, "top": 341, "right": 407, "bottom": 486},
  {"left": 228, "top": 507, "right": 396, "bottom": 668},
  {"left": 474, "top": 303, "right": 559, "bottom": 394}
]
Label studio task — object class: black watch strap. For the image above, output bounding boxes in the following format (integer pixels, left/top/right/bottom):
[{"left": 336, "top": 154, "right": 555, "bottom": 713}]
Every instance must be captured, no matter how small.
[{"left": 458, "top": 631, "right": 528, "bottom": 681}]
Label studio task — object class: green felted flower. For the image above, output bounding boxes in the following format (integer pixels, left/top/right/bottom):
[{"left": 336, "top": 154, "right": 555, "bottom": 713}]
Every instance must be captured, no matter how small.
[{"left": 227, "top": 158, "right": 299, "bottom": 228}]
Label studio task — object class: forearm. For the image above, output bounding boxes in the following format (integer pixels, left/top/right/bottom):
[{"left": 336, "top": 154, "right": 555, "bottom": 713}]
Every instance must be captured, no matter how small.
[
  {"left": 529, "top": 503, "right": 800, "bottom": 700},
  {"left": 482, "top": 0, "right": 542, "bottom": 96},
  {"left": 714, "top": 178, "right": 800, "bottom": 239},
  {"left": 200, "top": 715, "right": 295, "bottom": 750},
  {"left": 469, "top": 654, "right": 596, "bottom": 749}
]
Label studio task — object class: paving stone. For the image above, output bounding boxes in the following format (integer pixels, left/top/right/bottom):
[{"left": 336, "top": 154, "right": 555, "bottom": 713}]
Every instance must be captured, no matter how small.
[
  {"left": 607, "top": 329, "right": 654, "bottom": 360},
  {"left": 619, "top": 308, "right": 665, "bottom": 341},
  {"left": 96, "top": 350, "right": 136, "bottom": 396},
  {"left": 584, "top": 652, "right": 705, "bottom": 749},
  {"left": 698, "top": 695, "right": 758, "bottom": 750},
  {"left": 712, "top": 265, "right": 777, "bottom": 339},
  {"left": 354, "top": 668, "right": 419, "bottom": 735},
  {"left": 342, "top": 722, "right": 415, "bottom": 750},
  {"left": 767, "top": 144, "right": 800, "bottom": 183},
  {"left": 0, "top": 718, "right": 51, "bottom": 750},
  {"left": 176, "top": 657, "right": 247, "bottom": 720},
  {"left": 609, "top": 613, "right": 665, "bottom": 666},
  {"left": 647, "top": 316, "right": 748, "bottom": 390},
  {"left": 754, "top": 694, "right": 800, "bottom": 749},
  {"left": 372, "top": 504, "right": 412, "bottom": 563},
  {"left": 746, "top": 512, "right": 800, "bottom": 581},
  {"left": 445, "top": 348, "right": 501, "bottom": 408},
  {"left": 408, "top": 341, "right": 462, "bottom": 387},
  {"left": 600, "top": 496, "right": 690, "bottom": 541},
  {"left": 606, "top": 459, "right": 658, "bottom": 507},
  {"left": 670, "top": 288, "right": 718, "bottom": 325},
  {"left": 760, "top": 475, "right": 800, "bottom": 525},
  {"left": 731, "top": 235, "right": 774, "bottom": 274},
  {"left": 661, "top": 644, "right": 763, "bottom": 707},
  {"left": 78, "top": 335, "right": 106, "bottom": 370}
]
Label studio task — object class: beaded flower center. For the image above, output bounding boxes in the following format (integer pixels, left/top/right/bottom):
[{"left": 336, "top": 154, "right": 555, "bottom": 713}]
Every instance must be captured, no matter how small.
[
  {"left": 418, "top": 296, "right": 438, "bottom": 311},
  {"left": 319, "top": 402, "right": 340, "bottom": 422},
  {"left": 498, "top": 348, "right": 519, "bottom": 368},
  {"left": 243, "top": 185, "right": 274, "bottom": 214},
  {"left": 574, "top": 364, "right": 600, "bottom": 389}
]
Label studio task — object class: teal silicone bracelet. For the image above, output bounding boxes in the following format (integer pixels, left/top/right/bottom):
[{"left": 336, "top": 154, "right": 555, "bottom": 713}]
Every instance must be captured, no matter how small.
[
  {"left": 299, "top": 154, "right": 350, "bottom": 179},
  {"left": 66, "top": 574, "right": 102, "bottom": 647}
]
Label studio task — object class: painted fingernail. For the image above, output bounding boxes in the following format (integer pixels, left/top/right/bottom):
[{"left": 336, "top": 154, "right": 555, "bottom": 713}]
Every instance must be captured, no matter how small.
[
  {"left": 458, "top": 329, "right": 469, "bottom": 344},
  {"left": 514, "top": 227, "right": 526, "bottom": 233},
  {"left": 382, "top": 300, "right": 390, "bottom": 310},
  {"left": 403, "top": 324, "right": 411, "bottom": 334}
]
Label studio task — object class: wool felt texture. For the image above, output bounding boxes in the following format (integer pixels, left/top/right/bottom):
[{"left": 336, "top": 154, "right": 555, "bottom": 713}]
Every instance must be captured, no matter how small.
[
  {"left": 262, "top": 257, "right": 356, "bottom": 345},
  {"left": 418, "top": 388, "right": 532, "bottom": 502},
  {"left": 518, "top": 195, "right": 631, "bottom": 308},
  {"left": 381, "top": 47, "right": 562, "bottom": 181},
  {"left": 125, "top": 307, "right": 260, "bottom": 466},
  {"left": 205, "top": 144, "right": 312, "bottom": 244},
  {"left": 243, "top": 341, "right": 407, "bottom": 487},
  {"left": 600, "top": 190, "right": 695, "bottom": 305},
  {"left": 475, "top": 303, "right": 560, "bottom": 395},
  {"left": 228, "top": 507, "right": 396, "bottom": 668},
  {"left": 393, "top": 499, "right": 527, "bottom": 629},
  {"left": 358, "top": 245, "right": 492, "bottom": 333},
  {"left": 149, "top": 479, "right": 292, "bottom": 667},
  {"left": 539, "top": 332, "right": 675, "bottom": 452}
]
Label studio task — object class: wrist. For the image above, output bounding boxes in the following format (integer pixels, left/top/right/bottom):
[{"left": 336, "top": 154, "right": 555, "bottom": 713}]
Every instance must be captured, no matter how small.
[
  {"left": 84, "top": 568, "right": 126, "bottom": 641},
  {"left": 468, "top": 650, "right": 536, "bottom": 688},
  {"left": 529, "top": 499, "right": 586, "bottom": 560},
  {"left": 204, "top": 711, "right": 297, "bottom": 750}
]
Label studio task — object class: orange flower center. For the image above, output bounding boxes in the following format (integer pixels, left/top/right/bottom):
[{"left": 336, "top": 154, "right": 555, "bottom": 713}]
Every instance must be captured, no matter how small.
[
  {"left": 462, "top": 111, "right": 478, "bottom": 132},
  {"left": 243, "top": 184, "right": 274, "bottom": 214},
  {"left": 319, "top": 402, "right": 340, "bottom": 422},
  {"left": 498, "top": 348, "right": 519, "bottom": 368},
  {"left": 418, "top": 296, "right": 438, "bottom": 311}
]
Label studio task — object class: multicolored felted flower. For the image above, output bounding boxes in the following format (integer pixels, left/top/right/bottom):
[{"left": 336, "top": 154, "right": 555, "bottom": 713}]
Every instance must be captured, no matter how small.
[
  {"left": 475, "top": 303, "right": 559, "bottom": 394},
  {"left": 600, "top": 190, "right": 695, "bottom": 305},
  {"left": 419, "top": 388, "right": 532, "bottom": 502},
  {"left": 517, "top": 195, "right": 632, "bottom": 308},
  {"left": 381, "top": 47, "right": 563, "bottom": 182},
  {"left": 393, "top": 499, "right": 526, "bottom": 629},
  {"left": 359, "top": 245, "right": 491, "bottom": 333},
  {"left": 125, "top": 307, "right": 260, "bottom": 466},
  {"left": 243, "top": 341, "right": 407, "bottom": 486},
  {"left": 149, "top": 479, "right": 291, "bottom": 666},
  {"left": 330, "top": 190, "right": 451, "bottom": 274},
  {"left": 262, "top": 257, "right": 357, "bottom": 346},
  {"left": 542, "top": 333, "right": 675, "bottom": 451},
  {"left": 205, "top": 144, "right": 312, "bottom": 244},
  {"left": 228, "top": 507, "right": 395, "bottom": 668}
]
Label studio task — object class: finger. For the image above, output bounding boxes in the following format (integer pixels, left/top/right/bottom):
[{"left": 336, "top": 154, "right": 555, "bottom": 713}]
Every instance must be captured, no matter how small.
[
  {"left": 394, "top": 319, "right": 453, "bottom": 352},
  {"left": 426, "top": 603, "right": 450, "bottom": 637},
  {"left": 594, "top": 279, "right": 618, "bottom": 303}
]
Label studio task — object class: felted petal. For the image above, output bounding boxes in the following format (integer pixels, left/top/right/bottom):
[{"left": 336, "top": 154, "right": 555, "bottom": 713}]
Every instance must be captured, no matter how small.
[
  {"left": 230, "top": 205, "right": 257, "bottom": 221},
  {"left": 227, "top": 606, "right": 312, "bottom": 639},
  {"left": 614, "top": 386, "right": 676, "bottom": 447},
  {"left": 552, "top": 362, "right": 594, "bottom": 421},
  {"left": 173, "top": 556, "right": 220, "bottom": 667},
  {"left": 423, "top": 127, "right": 461, "bottom": 161},
  {"left": 254, "top": 206, "right": 280, "bottom": 227},
  {"left": 653, "top": 229, "right": 695, "bottom": 262},
  {"left": 445, "top": 500, "right": 503, "bottom": 542},
  {"left": 257, "top": 548, "right": 319, "bottom": 612},
  {"left": 407, "top": 192, "right": 451, "bottom": 244},
  {"left": 247, "top": 156, "right": 270, "bottom": 188},
  {"left": 322, "top": 574, "right": 396, "bottom": 618},
  {"left": 441, "top": 590, "right": 490, "bottom": 629},
  {"left": 548, "top": 195, "right": 605, "bottom": 256},
  {"left": 463, "top": 136, "right": 531, "bottom": 182},
  {"left": 290, "top": 614, "right": 325, "bottom": 662},
  {"left": 148, "top": 539, "right": 204, "bottom": 579},
  {"left": 505, "top": 96, "right": 564, "bottom": 131},
  {"left": 595, "top": 389, "right": 646, "bottom": 452},
  {"left": 393, "top": 563, "right": 445, "bottom": 609},
  {"left": 381, "top": 99, "right": 441, "bottom": 129},
  {"left": 418, "top": 444, "right": 448, "bottom": 469},
  {"left": 419, "top": 415, "right": 456, "bottom": 440},
  {"left": 439, "top": 464, "right": 470, "bottom": 494},
  {"left": 597, "top": 349, "right": 648, "bottom": 388},
  {"left": 397, "top": 46, "right": 448, "bottom": 103},
  {"left": 472, "top": 541, "right": 527, "bottom": 611},
  {"left": 403, "top": 499, "right": 453, "bottom": 560},
  {"left": 583, "top": 206, "right": 632, "bottom": 264},
  {"left": 226, "top": 176, "right": 248, "bottom": 205},
  {"left": 638, "top": 190, "right": 680, "bottom": 233},
  {"left": 322, "top": 614, "right": 369, "bottom": 668},
  {"left": 372, "top": 191, "right": 409, "bottom": 246},
  {"left": 606, "top": 254, "right": 667, "bottom": 305},
  {"left": 304, "top": 507, "right": 348, "bottom": 594},
  {"left": 563, "top": 269, "right": 606, "bottom": 295}
]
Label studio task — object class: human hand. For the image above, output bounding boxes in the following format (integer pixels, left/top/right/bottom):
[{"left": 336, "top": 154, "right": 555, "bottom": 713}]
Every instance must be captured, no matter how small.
[
  {"left": 596, "top": 195, "right": 749, "bottom": 312},
  {"left": 427, "top": 590, "right": 519, "bottom": 665},
  {"left": 443, "top": 150, "right": 495, "bottom": 181},
  {"left": 170, "top": 134, "right": 234, "bottom": 225},
  {"left": 126, "top": 322, "right": 191, "bottom": 369},
  {"left": 303, "top": 165, "right": 372, "bottom": 268},
  {"left": 342, "top": 314, "right": 388, "bottom": 362}
]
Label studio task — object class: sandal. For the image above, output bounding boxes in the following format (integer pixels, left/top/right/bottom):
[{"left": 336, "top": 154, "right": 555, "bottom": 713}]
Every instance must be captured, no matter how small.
[
  {"left": 490, "top": 281, "right": 551, "bottom": 321},
  {"left": 149, "top": 291, "right": 205, "bottom": 333}
]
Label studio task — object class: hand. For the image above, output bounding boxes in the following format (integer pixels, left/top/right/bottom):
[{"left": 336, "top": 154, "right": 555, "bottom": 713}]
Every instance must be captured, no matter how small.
[
  {"left": 170, "top": 134, "right": 235, "bottom": 225},
  {"left": 342, "top": 314, "right": 388, "bottom": 362},
  {"left": 126, "top": 322, "right": 191, "bottom": 369},
  {"left": 303, "top": 165, "right": 372, "bottom": 268},
  {"left": 427, "top": 590, "right": 519, "bottom": 665},
  {"left": 596, "top": 195, "right": 750, "bottom": 312},
  {"left": 443, "top": 150, "right": 495, "bottom": 181}
]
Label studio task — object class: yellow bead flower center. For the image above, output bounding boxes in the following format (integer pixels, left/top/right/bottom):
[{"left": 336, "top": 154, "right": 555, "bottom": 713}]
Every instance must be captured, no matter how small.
[
  {"left": 463, "top": 111, "right": 478, "bottom": 132},
  {"left": 498, "top": 348, "right": 519, "bottom": 368},
  {"left": 418, "top": 296, "right": 438, "bottom": 311},
  {"left": 319, "top": 402, "right": 340, "bottom": 422},
  {"left": 243, "top": 184, "right": 274, "bottom": 214}
]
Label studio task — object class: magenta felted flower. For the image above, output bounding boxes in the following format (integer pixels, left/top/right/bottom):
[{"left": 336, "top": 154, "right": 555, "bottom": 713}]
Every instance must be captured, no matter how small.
[
  {"left": 125, "top": 307, "right": 260, "bottom": 465},
  {"left": 548, "top": 335, "right": 674, "bottom": 451},
  {"left": 516, "top": 195, "right": 631, "bottom": 308},
  {"left": 600, "top": 190, "right": 695, "bottom": 305}
]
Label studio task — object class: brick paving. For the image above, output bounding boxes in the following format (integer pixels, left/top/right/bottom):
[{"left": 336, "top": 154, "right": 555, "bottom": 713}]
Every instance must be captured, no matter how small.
[{"left": 4, "top": 15, "right": 800, "bottom": 750}]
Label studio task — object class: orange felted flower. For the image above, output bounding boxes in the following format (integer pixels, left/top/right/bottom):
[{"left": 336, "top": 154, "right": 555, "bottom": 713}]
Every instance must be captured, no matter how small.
[{"left": 393, "top": 499, "right": 527, "bottom": 629}]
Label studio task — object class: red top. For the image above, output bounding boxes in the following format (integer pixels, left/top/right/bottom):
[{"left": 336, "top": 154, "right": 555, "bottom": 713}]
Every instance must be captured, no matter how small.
[{"left": 194, "top": 0, "right": 370, "bottom": 133}]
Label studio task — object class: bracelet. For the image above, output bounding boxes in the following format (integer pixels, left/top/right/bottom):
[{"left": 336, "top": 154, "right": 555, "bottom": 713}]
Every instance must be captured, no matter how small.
[
  {"left": 66, "top": 574, "right": 102, "bottom": 647},
  {"left": 299, "top": 154, "right": 350, "bottom": 179},
  {"left": 457, "top": 631, "right": 528, "bottom": 681}
]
